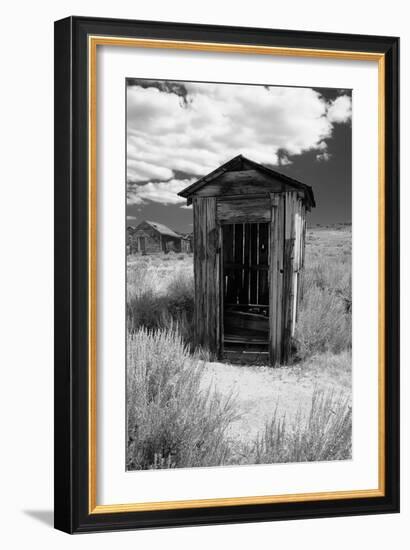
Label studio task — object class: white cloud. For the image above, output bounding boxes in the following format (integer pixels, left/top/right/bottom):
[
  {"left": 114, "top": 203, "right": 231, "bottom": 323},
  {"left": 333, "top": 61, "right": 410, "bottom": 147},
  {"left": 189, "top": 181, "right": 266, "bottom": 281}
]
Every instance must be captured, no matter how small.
[
  {"left": 127, "top": 159, "right": 173, "bottom": 181},
  {"left": 127, "top": 178, "right": 195, "bottom": 206},
  {"left": 278, "top": 155, "right": 292, "bottom": 166},
  {"left": 316, "top": 152, "right": 331, "bottom": 162},
  {"left": 127, "top": 83, "right": 352, "bottom": 204},
  {"left": 327, "top": 95, "right": 352, "bottom": 123},
  {"left": 126, "top": 215, "right": 136, "bottom": 220}
]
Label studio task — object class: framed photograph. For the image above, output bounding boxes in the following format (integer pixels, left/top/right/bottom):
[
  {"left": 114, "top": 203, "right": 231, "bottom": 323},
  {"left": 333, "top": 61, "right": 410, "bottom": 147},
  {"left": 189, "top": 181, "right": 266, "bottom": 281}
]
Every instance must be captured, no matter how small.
[{"left": 54, "top": 16, "right": 399, "bottom": 533}]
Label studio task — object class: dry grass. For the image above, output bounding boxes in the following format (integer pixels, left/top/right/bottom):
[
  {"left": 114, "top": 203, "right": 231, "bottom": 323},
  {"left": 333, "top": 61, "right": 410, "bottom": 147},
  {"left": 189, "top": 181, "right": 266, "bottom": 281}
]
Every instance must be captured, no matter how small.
[
  {"left": 296, "top": 350, "right": 352, "bottom": 390},
  {"left": 294, "top": 227, "right": 352, "bottom": 360},
  {"left": 127, "top": 252, "right": 193, "bottom": 301},
  {"left": 127, "top": 253, "right": 196, "bottom": 349},
  {"left": 250, "top": 389, "right": 352, "bottom": 464}
]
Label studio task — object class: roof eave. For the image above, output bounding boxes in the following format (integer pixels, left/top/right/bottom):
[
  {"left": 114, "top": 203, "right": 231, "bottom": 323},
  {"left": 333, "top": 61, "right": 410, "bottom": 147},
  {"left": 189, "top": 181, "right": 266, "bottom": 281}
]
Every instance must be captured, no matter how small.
[
  {"left": 177, "top": 154, "right": 244, "bottom": 198},
  {"left": 177, "top": 154, "right": 316, "bottom": 209}
]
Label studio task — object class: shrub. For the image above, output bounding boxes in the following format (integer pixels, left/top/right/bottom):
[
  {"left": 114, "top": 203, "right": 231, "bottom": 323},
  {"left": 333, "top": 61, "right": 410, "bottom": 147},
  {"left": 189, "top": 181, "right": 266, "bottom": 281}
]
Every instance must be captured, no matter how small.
[
  {"left": 127, "top": 327, "right": 239, "bottom": 470},
  {"left": 295, "top": 234, "right": 352, "bottom": 360},
  {"left": 127, "top": 269, "right": 195, "bottom": 347},
  {"left": 295, "top": 285, "right": 351, "bottom": 360},
  {"left": 335, "top": 271, "right": 352, "bottom": 313},
  {"left": 251, "top": 389, "right": 352, "bottom": 464},
  {"left": 302, "top": 256, "right": 350, "bottom": 299},
  {"left": 127, "top": 290, "right": 168, "bottom": 332},
  {"left": 166, "top": 273, "right": 195, "bottom": 319}
]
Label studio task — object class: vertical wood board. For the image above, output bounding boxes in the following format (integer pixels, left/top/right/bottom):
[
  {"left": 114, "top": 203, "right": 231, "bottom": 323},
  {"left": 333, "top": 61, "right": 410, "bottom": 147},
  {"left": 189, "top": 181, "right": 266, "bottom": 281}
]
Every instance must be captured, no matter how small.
[
  {"left": 193, "top": 197, "right": 219, "bottom": 354},
  {"left": 281, "top": 192, "right": 298, "bottom": 362}
]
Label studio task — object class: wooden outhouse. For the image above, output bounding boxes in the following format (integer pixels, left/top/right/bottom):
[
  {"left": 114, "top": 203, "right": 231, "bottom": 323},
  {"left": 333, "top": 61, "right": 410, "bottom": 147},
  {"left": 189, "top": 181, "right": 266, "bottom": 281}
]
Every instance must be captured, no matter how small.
[{"left": 178, "top": 155, "right": 315, "bottom": 365}]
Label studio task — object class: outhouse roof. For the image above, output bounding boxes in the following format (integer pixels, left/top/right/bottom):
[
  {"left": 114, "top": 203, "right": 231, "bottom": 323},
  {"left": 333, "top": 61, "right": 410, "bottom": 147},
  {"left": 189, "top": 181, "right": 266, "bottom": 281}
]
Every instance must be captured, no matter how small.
[{"left": 178, "top": 154, "right": 315, "bottom": 209}]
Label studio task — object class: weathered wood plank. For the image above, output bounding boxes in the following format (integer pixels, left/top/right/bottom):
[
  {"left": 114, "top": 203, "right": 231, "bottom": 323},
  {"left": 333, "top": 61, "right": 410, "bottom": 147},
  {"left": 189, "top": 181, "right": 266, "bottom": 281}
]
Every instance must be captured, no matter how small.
[
  {"left": 299, "top": 204, "right": 307, "bottom": 303},
  {"left": 275, "top": 194, "right": 286, "bottom": 364},
  {"left": 217, "top": 197, "right": 270, "bottom": 223},
  {"left": 224, "top": 310, "right": 269, "bottom": 335},
  {"left": 292, "top": 200, "right": 302, "bottom": 335},
  {"left": 193, "top": 197, "right": 219, "bottom": 355},
  {"left": 195, "top": 169, "right": 291, "bottom": 198},
  {"left": 206, "top": 197, "right": 219, "bottom": 355},
  {"left": 193, "top": 198, "right": 201, "bottom": 346},
  {"left": 282, "top": 237, "right": 295, "bottom": 362},
  {"left": 218, "top": 225, "right": 223, "bottom": 356},
  {"left": 291, "top": 199, "right": 306, "bottom": 333},
  {"left": 281, "top": 192, "right": 298, "bottom": 363},
  {"left": 269, "top": 193, "right": 284, "bottom": 365},
  {"left": 268, "top": 198, "right": 277, "bottom": 363}
]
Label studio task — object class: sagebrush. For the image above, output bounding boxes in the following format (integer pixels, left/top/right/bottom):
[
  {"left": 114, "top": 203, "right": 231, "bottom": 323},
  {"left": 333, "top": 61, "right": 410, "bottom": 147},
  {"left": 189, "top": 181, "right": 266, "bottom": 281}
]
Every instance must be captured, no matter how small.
[
  {"left": 127, "top": 255, "right": 195, "bottom": 348},
  {"left": 127, "top": 327, "right": 238, "bottom": 470}
]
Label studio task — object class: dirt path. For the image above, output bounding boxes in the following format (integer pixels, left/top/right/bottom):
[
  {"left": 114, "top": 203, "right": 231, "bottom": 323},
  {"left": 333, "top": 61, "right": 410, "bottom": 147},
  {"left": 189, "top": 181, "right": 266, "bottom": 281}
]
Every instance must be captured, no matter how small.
[{"left": 200, "top": 360, "right": 349, "bottom": 444}]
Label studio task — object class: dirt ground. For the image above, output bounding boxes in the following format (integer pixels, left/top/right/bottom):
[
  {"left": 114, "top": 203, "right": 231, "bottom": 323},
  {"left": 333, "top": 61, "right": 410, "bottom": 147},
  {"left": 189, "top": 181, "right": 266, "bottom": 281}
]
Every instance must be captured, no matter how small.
[{"left": 200, "top": 354, "right": 351, "bottom": 444}]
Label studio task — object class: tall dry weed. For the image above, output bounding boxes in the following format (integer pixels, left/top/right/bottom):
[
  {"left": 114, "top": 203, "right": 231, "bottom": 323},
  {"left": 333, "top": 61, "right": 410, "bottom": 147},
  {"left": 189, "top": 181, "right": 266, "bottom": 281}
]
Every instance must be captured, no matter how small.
[
  {"left": 295, "top": 285, "right": 351, "bottom": 359},
  {"left": 252, "top": 389, "right": 352, "bottom": 464}
]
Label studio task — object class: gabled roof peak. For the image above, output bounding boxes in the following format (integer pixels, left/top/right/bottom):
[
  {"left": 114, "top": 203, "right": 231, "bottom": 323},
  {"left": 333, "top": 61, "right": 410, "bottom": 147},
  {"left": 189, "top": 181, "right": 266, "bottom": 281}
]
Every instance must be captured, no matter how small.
[{"left": 178, "top": 155, "right": 315, "bottom": 209}]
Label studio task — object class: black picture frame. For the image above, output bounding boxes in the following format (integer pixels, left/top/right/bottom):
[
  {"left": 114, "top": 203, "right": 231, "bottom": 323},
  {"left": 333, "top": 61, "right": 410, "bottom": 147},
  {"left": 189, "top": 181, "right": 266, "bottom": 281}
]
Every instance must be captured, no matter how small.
[{"left": 54, "top": 15, "right": 400, "bottom": 534}]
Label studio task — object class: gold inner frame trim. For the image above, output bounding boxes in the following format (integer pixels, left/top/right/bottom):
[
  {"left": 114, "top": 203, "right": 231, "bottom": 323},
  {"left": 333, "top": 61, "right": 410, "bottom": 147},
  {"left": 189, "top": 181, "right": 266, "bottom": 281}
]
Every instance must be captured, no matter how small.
[{"left": 88, "top": 35, "right": 386, "bottom": 514}]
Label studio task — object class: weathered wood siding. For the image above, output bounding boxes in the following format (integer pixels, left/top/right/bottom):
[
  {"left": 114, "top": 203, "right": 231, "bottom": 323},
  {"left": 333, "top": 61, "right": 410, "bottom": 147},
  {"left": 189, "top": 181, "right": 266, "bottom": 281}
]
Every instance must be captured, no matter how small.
[
  {"left": 193, "top": 169, "right": 292, "bottom": 199},
  {"left": 130, "top": 222, "right": 184, "bottom": 254},
  {"left": 193, "top": 197, "right": 220, "bottom": 354},
  {"left": 133, "top": 227, "right": 162, "bottom": 253},
  {"left": 281, "top": 192, "right": 305, "bottom": 363},
  {"left": 293, "top": 201, "right": 306, "bottom": 330},
  {"left": 281, "top": 192, "right": 296, "bottom": 362},
  {"left": 217, "top": 197, "right": 270, "bottom": 223},
  {"left": 269, "top": 193, "right": 285, "bottom": 365},
  {"left": 193, "top": 191, "right": 306, "bottom": 365},
  {"left": 268, "top": 192, "right": 306, "bottom": 364}
]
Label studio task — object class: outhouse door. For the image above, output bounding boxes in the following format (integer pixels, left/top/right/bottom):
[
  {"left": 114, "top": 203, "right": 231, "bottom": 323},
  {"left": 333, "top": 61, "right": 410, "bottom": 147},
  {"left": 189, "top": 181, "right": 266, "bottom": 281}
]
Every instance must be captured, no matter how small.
[{"left": 221, "top": 222, "right": 270, "bottom": 352}]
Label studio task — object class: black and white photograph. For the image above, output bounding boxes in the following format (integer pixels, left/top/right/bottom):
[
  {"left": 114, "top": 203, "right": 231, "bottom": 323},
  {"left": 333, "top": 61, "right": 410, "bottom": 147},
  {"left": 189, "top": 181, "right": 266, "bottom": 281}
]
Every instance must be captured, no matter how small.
[{"left": 126, "top": 78, "right": 353, "bottom": 471}]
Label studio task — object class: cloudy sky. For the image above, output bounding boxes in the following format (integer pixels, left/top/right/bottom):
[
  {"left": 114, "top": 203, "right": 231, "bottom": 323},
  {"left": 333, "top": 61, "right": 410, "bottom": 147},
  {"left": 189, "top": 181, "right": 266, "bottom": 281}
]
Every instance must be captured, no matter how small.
[{"left": 126, "top": 79, "right": 352, "bottom": 233}]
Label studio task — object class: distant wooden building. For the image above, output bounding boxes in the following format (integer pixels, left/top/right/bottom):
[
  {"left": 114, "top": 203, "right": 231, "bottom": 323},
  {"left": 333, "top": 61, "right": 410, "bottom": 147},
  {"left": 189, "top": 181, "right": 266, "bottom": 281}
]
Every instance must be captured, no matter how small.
[
  {"left": 178, "top": 155, "right": 315, "bottom": 365},
  {"left": 181, "top": 233, "right": 193, "bottom": 254},
  {"left": 127, "top": 220, "right": 189, "bottom": 254},
  {"left": 126, "top": 225, "right": 136, "bottom": 254}
]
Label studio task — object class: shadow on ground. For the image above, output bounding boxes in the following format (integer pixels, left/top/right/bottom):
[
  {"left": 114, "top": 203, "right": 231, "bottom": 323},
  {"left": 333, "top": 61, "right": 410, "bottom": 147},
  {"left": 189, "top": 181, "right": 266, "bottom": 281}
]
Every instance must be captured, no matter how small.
[{"left": 23, "top": 510, "right": 54, "bottom": 527}]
